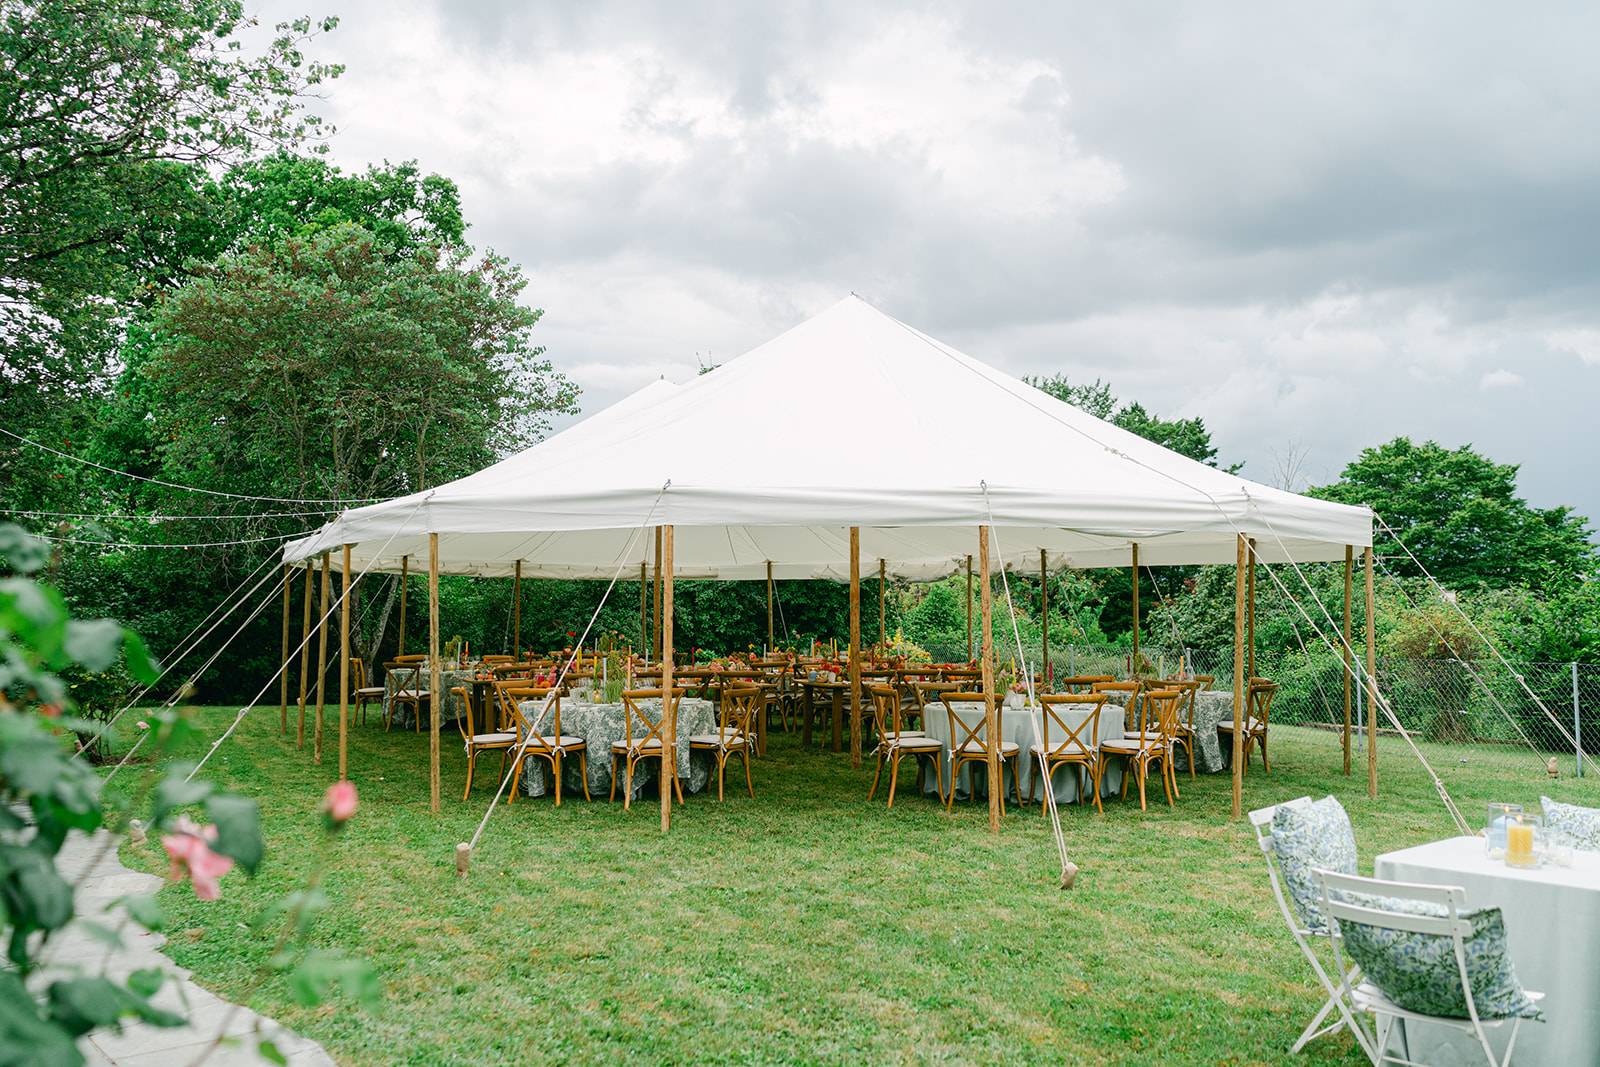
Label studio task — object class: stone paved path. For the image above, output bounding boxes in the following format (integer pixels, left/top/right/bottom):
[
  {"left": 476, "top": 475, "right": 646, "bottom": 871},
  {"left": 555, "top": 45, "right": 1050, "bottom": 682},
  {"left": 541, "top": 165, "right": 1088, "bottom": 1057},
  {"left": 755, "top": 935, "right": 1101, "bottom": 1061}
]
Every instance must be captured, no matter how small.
[{"left": 43, "top": 829, "right": 336, "bottom": 1066}]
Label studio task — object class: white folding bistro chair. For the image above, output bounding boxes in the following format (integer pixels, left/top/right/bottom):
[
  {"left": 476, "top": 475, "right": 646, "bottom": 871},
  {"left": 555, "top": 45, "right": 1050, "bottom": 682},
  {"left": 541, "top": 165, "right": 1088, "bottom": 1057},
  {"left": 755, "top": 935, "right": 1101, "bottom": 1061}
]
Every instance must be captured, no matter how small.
[
  {"left": 1315, "top": 869, "right": 1543, "bottom": 1067},
  {"left": 1248, "top": 801, "right": 1363, "bottom": 1055}
]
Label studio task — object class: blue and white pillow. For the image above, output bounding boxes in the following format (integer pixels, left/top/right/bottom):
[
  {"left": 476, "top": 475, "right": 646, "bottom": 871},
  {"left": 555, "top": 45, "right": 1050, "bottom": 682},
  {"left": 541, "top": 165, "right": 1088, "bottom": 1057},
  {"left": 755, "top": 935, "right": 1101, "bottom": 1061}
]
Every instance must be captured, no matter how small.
[
  {"left": 1334, "top": 898, "right": 1541, "bottom": 1020},
  {"left": 1542, "top": 795, "right": 1600, "bottom": 851},
  {"left": 1271, "top": 795, "right": 1356, "bottom": 935}
]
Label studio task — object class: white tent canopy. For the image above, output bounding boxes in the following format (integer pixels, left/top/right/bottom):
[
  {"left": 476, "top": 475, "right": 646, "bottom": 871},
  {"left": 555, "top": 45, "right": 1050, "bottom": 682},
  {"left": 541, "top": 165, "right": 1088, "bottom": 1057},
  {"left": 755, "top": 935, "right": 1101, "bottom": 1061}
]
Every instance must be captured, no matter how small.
[{"left": 284, "top": 296, "right": 1371, "bottom": 578}]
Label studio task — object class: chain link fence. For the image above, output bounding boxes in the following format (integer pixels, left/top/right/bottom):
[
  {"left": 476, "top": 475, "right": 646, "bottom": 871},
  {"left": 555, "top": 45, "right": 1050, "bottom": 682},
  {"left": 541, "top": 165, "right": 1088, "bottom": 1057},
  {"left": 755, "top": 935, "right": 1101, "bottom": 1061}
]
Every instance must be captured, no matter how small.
[{"left": 920, "top": 636, "right": 1600, "bottom": 783}]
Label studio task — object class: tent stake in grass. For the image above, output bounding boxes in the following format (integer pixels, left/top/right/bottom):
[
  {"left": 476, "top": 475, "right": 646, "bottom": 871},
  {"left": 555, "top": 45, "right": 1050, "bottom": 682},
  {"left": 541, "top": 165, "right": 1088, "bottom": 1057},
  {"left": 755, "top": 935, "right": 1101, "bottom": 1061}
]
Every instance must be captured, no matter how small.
[{"left": 455, "top": 841, "right": 471, "bottom": 878}]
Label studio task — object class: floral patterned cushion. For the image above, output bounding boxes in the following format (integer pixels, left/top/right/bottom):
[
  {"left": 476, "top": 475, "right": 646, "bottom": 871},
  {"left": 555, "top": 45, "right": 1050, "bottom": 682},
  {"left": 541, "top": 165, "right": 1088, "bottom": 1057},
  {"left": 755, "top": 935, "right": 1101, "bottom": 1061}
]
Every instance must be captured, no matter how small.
[
  {"left": 1334, "top": 897, "right": 1541, "bottom": 1020},
  {"left": 1271, "top": 796, "right": 1356, "bottom": 935},
  {"left": 1542, "top": 795, "right": 1600, "bottom": 851}
]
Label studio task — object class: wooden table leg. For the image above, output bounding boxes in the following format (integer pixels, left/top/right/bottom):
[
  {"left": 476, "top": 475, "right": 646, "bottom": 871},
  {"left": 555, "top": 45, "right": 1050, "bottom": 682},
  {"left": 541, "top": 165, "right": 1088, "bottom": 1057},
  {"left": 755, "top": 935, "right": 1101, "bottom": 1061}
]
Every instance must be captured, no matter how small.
[{"left": 831, "top": 690, "right": 843, "bottom": 752}]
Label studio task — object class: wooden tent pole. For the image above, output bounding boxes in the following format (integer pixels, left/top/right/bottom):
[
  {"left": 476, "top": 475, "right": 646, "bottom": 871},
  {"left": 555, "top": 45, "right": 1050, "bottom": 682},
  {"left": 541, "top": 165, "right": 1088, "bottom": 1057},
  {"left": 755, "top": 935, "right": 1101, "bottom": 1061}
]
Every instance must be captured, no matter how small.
[
  {"left": 1040, "top": 548, "right": 1050, "bottom": 690},
  {"left": 878, "top": 558, "right": 886, "bottom": 647},
  {"left": 849, "top": 528, "right": 862, "bottom": 768},
  {"left": 1130, "top": 543, "right": 1141, "bottom": 669},
  {"left": 965, "top": 554, "right": 974, "bottom": 661},
  {"left": 766, "top": 560, "right": 774, "bottom": 651},
  {"left": 314, "top": 553, "right": 330, "bottom": 765},
  {"left": 652, "top": 527, "right": 663, "bottom": 661},
  {"left": 1246, "top": 538, "right": 1257, "bottom": 682},
  {"left": 1343, "top": 545, "right": 1354, "bottom": 775},
  {"left": 640, "top": 562, "right": 649, "bottom": 662},
  {"left": 428, "top": 533, "right": 441, "bottom": 814},
  {"left": 512, "top": 559, "right": 522, "bottom": 657},
  {"left": 397, "top": 554, "right": 408, "bottom": 655},
  {"left": 1365, "top": 546, "right": 1378, "bottom": 797},
  {"left": 339, "top": 544, "right": 352, "bottom": 780},
  {"left": 296, "top": 564, "right": 313, "bottom": 748},
  {"left": 661, "top": 526, "right": 675, "bottom": 832},
  {"left": 980, "top": 527, "right": 1000, "bottom": 832},
  {"left": 1231, "top": 533, "right": 1246, "bottom": 818},
  {"left": 278, "top": 564, "right": 292, "bottom": 735}
]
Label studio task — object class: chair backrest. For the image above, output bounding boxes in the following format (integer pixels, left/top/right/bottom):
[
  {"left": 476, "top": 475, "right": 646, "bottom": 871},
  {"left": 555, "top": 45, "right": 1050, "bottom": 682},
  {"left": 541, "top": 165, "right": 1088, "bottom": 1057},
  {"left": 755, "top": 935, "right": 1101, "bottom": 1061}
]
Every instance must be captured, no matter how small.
[
  {"left": 1249, "top": 798, "right": 1320, "bottom": 940},
  {"left": 941, "top": 667, "right": 982, "bottom": 683},
  {"left": 620, "top": 688, "right": 684, "bottom": 751},
  {"left": 352, "top": 657, "right": 367, "bottom": 691},
  {"left": 720, "top": 684, "right": 761, "bottom": 737},
  {"left": 481, "top": 654, "right": 514, "bottom": 665},
  {"left": 938, "top": 692, "right": 996, "bottom": 754},
  {"left": 1162, "top": 678, "right": 1202, "bottom": 728},
  {"left": 1037, "top": 694, "right": 1105, "bottom": 757},
  {"left": 1091, "top": 679, "right": 1143, "bottom": 718},
  {"left": 1059, "top": 674, "right": 1114, "bottom": 693},
  {"left": 910, "top": 680, "right": 959, "bottom": 711},
  {"left": 1248, "top": 679, "right": 1278, "bottom": 730},
  {"left": 1141, "top": 688, "right": 1183, "bottom": 749},
  {"left": 393, "top": 653, "right": 428, "bottom": 664},
  {"left": 490, "top": 662, "right": 531, "bottom": 680},
  {"left": 387, "top": 661, "right": 423, "bottom": 694},
  {"left": 1192, "top": 674, "right": 1216, "bottom": 691},
  {"left": 501, "top": 685, "right": 560, "bottom": 752},
  {"left": 450, "top": 685, "right": 480, "bottom": 741},
  {"left": 867, "top": 685, "right": 910, "bottom": 741}
]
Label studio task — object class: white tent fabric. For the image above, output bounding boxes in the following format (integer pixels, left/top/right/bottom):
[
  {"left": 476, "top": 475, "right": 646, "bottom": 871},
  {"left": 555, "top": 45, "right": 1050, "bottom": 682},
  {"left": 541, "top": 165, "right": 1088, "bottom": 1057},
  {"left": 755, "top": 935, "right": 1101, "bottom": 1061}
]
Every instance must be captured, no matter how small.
[{"left": 284, "top": 296, "right": 1370, "bottom": 578}]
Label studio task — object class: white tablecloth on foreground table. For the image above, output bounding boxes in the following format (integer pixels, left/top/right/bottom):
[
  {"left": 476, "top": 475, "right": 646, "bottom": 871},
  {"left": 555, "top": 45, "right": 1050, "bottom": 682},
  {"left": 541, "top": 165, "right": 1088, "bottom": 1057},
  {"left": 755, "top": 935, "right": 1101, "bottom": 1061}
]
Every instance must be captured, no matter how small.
[
  {"left": 1375, "top": 835, "right": 1600, "bottom": 1066},
  {"left": 920, "top": 701, "right": 1126, "bottom": 804}
]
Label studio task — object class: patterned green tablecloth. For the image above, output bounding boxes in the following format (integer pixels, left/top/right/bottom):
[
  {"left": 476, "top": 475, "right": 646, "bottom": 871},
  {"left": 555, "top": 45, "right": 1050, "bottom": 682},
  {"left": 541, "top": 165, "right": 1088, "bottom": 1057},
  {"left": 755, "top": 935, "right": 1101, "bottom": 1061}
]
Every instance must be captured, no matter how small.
[
  {"left": 1099, "top": 689, "right": 1234, "bottom": 772},
  {"left": 515, "top": 696, "right": 718, "bottom": 799},
  {"left": 384, "top": 666, "right": 479, "bottom": 729}
]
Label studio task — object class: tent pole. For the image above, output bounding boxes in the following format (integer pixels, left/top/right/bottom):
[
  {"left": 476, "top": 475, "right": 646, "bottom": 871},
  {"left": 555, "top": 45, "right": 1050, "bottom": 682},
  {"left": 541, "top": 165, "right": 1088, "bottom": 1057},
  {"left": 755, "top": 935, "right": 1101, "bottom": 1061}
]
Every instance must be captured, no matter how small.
[
  {"left": 849, "top": 528, "right": 862, "bottom": 769},
  {"left": 965, "top": 554, "right": 974, "bottom": 661},
  {"left": 314, "top": 553, "right": 330, "bottom": 765},
  {"left": 980, "top": 526, "right": 1000, "bottom": 832},
  {"left": 1365, "top": 546, "right": 1378, "bottom": 797},
  {"left": 1343, "top": 545, "right": 1354, "bottom": 775},
  {"left": 512, "top": 559, "right": 522, "bottom": 657},
  {"left": 428, "top": 533, "right": 442, "bottom": 814},
  {"left": 652, "top": 527, "right": 663, "bottom": 661},
  {"left": 279, "top": 564, "right": 292, "bottom": 735},
  {"left": 296, "top": 564, "right": 313, "bottom": 748},
  {"left": 1247, "top": 538, "right": 1257, "bottom": 682},
  {"left": 766, "top": 561, "right": 774, "bottom": 652},
  {"left": 661, "top": 525, "right": 675, "bottom": 833},
  {"left": 1040, "top": 548, "right": 1050, "bottom": 691},
  {"left": 1231, "top": 533, "right": 1246, "bottom": 818},
  {"left": 878, "top": 558, "right": 886, "bottom": 648},
  {"left": 1130, "top": 543, "right": 1140, "bottom": 670},
  {"left": 397, "top": 554, "right": 408, "bottom": 655},
  {"left": 640, "top": 562, "right": 649, "bottom": 663},
  {"left": 340, "top": 544, "right": 351, "bottom": 780}
]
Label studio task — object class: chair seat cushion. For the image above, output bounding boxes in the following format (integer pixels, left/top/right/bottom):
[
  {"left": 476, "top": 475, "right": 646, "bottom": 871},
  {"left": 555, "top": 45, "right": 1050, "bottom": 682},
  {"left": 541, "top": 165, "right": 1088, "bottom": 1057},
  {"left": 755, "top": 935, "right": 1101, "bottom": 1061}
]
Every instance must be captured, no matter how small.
[
  {"left": 1099, "top": 738, "right": 1161, "bottom": 754},
  {"left": 1030, "top": 741, "right": 1092, "bottom": 757},
  {"left": 886, "top": 737, "right": 942, "bottom": 752},
  {"left": 466, "top": 732, "right": 516, "bottom": 747},
  {"left": 612, "top": 738, "right": 664, "bottom": 751},
  {"left": 1123, "top": 731, "right": 1167, "bottom": 742},
  {"left": 688, "top": 730, "right": 748, "bottom": 747},
  {"left": 885, "top": 729, "right": 927, "bottom": 739},
  {"left": 953, "top": 740, "right": 1020, "bottom": 755},
  {"left": 395, "top": 690, "right": 430, "bottom": 699},
  {"left": 537, "top": 734, "right": 585, "bottom": 749},
  {"left": 1541, "top": 795, "right": 1600, "bottom": 851},
  {"left": 355, "top": 686, "right": 386, "bottom": 696}
]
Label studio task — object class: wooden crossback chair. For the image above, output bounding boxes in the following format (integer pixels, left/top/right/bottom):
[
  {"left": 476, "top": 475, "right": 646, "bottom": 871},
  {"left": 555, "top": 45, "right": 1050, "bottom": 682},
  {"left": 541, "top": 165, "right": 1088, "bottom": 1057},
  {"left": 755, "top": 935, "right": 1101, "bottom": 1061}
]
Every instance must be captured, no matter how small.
[
  {"left": 902, "top": 680, "right": 953, "bottom": 735},
  {"left": 451, "top": 685, "right": 516, "bottom": 800},
  {"left": 498, "top": 684, "right": 589, "bottom": 805},
  {"left": 1058, "top": 674, "right": 1114, "bottom": 693},
  {"left": 1192, "top": 673, "right": 1216, "bottom": 691},
  {"left": 480, "top": 654, "right": 514, "bottom": 666},
  {"left": 866, "top": 685, "right": 944, "bottom": 808},
  {"left": 1219, "top": 678, "right": 1278, "bottom": 774},
  {"left": 1033, "top": 694, "right": 1107, "bottom": 814},
  {"left": 1097, "top": 686, "right": 1181, "bottom": 810},
  {"left": 384, "top": 659, "right": 429, "bottom": 733},
  {"left": 351, "top": 657, "right": 386, "bottom": 726},
  {"left": 1160, "top": 677, "right": 1204, "bottom": 779},
  {"left": 689, "top": 683, "right": 757, "bottom": 801},
  {"left": 612, "top": 688, "right": 686, "bottom": 810},
  {"left": 937, "top": 692, "right": 1024, "bottom": 813}
]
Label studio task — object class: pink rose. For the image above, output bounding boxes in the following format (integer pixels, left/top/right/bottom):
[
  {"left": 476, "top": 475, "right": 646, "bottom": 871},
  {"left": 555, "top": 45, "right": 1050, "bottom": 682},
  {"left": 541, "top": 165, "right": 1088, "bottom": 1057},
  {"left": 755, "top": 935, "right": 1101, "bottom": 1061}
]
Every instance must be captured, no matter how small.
[
  {"left": 323, "top": 780, "right": 359, "bottom": 823},
  {"left": 161, "top": 817, "right": 234, "bottom": 901}
]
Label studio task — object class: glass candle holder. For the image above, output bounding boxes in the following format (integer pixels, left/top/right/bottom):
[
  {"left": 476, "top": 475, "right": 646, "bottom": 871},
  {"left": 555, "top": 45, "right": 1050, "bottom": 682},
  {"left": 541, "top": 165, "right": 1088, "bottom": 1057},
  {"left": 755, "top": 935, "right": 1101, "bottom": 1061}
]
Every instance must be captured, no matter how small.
[
  {"left": 1485, "top": 802, "right": 1525, "bottom": 859},
  {"left": 1504, "top": 812, "right": 1543, "bottom": 869}
]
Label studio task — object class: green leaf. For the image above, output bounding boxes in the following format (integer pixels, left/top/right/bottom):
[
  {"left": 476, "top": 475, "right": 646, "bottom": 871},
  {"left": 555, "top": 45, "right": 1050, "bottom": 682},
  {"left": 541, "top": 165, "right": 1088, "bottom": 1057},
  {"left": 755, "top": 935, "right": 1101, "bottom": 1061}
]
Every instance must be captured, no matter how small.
[
  {"left": 76, "top": 920, "right": 123, "bottom": 950},
  {"left": 63, "top": 619, "right": 124, "bottom": 672},
  {"left": 151, "top": 767, "right": 212, "bottom": 825},
  {"left": 0, "top": 972, "right": 81, "bottom": 1067},
  {"left": 258, "top": 1037, "right": 288, "bottom": 1066},
  {"left": 204, "top": 793, "right": 262, "bottom": 874},
  {"left": 126, "top": 968, "right": 164, "bottom": 999},
  {"left": 116, "top": 894, "right": 165, "bottom": 932},
  {"left": 286, "top": 950, "right": 380, "bottom": 1009},
  {"left": 46, "top": 977, "right": 128, "bottom": 1037},
  {"left": 122, "top": 629, "right": 160, "bottom": 685},
  {"left": 5, "top": 851, "right": 74, "bottom": 932}
]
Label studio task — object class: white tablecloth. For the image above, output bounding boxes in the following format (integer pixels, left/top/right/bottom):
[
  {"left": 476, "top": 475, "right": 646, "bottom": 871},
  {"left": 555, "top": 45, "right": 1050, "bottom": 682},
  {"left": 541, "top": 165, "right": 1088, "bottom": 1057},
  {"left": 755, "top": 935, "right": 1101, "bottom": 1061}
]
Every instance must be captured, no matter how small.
[
  {"left": 1375, "top": 835, "right": 1600, "bottom": 1066},
  {"left": 920, "top": 701, "right": 1126, "bottom": 804}
]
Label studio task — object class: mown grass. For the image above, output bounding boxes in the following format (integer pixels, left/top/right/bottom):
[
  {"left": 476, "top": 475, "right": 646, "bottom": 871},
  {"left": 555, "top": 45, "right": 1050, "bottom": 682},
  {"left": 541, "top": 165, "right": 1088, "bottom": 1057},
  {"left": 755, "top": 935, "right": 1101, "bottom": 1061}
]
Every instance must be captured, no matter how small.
[{"left": 111, "top": 707, "right": 1599, "bottom": 1066}]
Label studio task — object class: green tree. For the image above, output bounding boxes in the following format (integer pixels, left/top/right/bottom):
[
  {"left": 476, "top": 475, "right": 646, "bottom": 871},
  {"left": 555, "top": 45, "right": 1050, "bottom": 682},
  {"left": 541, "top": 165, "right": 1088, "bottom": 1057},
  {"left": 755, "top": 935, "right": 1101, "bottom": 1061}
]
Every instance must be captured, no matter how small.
[
  {"left": 1024, "top": 373, "right": 1230, "bottom": 468},
  {"left": 1312, "top": 438, "right": 1596, "bottom": 593}
]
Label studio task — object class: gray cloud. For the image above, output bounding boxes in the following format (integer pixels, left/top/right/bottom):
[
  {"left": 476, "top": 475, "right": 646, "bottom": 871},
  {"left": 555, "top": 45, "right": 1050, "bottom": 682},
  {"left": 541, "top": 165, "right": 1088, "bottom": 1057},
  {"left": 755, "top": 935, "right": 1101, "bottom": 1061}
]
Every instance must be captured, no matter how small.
[{"left": 269, "top": 0, "right": 1600, "bottom": 526}]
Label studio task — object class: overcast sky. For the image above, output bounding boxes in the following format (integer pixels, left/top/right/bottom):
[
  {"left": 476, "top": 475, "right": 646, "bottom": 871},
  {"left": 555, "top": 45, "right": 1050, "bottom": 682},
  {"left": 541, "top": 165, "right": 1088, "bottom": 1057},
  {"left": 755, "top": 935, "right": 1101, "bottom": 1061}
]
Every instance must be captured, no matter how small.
[{"left": 265, "top": 1, "right": 1600, "bottom": 524}]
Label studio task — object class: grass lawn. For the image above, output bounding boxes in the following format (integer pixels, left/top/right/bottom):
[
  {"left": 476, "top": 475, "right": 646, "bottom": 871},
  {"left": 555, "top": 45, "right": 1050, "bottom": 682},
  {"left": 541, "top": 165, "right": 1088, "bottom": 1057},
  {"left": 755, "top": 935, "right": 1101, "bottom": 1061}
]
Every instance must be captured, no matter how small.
[{"left": 109, "top": 707, "right": 1598, "bottom": 1066}]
